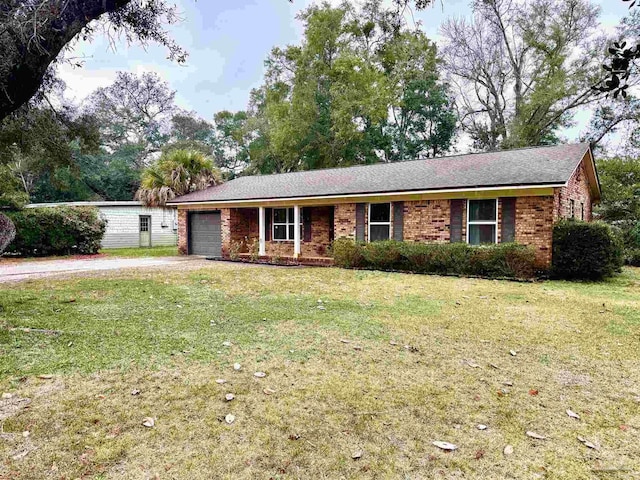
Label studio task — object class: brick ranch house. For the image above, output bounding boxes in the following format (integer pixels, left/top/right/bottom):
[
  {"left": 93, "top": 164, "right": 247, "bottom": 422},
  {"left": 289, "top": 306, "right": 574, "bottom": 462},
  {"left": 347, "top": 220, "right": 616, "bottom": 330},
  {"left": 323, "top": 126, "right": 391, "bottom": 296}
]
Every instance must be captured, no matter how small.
[{"left": 168, "top": 143, "right": 600, "bottom": 269}]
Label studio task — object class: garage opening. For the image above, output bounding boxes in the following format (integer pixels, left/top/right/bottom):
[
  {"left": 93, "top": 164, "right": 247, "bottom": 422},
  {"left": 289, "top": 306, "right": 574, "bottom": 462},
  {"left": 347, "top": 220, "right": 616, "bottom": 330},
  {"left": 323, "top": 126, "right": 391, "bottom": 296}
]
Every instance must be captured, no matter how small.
[{"left": 188, "top": 212, "right": 222, "bottom": 257}]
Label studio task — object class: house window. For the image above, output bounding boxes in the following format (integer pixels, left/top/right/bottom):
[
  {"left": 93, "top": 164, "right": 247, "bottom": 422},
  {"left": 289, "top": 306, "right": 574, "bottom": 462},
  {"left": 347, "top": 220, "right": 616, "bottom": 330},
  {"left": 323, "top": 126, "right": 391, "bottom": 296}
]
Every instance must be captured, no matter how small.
[
  {"left": 272, "top": 208, "right": 301, "bottom": 241},
  {"left": 369, "top": 203, "right": 391, "bottom": 242},
  {"left": 467, "top": 199, "right": 497, "bottom": 245},
  {"left": 581, "top": 202, "right": 584, "bottom": 220},
  {"left": 570, "top": 199, "right": 575, "bottom": 218}
]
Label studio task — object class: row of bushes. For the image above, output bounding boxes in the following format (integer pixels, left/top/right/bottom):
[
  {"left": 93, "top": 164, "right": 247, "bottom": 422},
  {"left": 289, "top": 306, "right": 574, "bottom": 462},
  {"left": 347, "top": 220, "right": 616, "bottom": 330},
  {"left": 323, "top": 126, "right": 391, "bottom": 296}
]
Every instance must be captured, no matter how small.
[
  {"left": 333, "top": 220, "right": 624, "bottom": 281},
  {"left": 333, "top": 238, "right": 538, "bottom": 279},
  {"left": 3, "top": 207, "right": 106, "bottom": 257}
]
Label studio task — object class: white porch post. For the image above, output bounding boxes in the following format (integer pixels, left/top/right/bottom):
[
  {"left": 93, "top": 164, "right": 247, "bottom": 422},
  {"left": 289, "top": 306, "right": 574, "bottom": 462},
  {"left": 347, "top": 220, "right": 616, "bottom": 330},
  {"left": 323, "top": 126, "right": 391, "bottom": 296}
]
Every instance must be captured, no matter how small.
[
  {"left": 258, "top": 206, "right": 266, "bottom": 256},
  {"left": 293, "top": 205, "right": 301, "bottom": 257}
]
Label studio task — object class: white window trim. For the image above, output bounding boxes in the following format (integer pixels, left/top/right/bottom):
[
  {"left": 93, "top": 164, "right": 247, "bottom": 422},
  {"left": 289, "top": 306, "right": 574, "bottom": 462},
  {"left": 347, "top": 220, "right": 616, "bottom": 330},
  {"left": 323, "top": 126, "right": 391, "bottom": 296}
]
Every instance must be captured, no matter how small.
[
  {"left": 368, "top": 203, "right": 391, "bottom": 243},
  {"left": 272, "top": 207, "right": 302, "bottom": 242},
  {"left": 466, "top": 199, "right": 498, "bottom": 245}
]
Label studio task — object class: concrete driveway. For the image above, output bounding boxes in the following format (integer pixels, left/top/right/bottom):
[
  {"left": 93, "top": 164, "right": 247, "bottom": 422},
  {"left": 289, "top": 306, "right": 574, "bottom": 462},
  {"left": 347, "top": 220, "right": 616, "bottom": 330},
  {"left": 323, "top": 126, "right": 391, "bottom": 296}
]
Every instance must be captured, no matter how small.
[{"left": 0, "top": 256, "right": 190, "bottom": 283}]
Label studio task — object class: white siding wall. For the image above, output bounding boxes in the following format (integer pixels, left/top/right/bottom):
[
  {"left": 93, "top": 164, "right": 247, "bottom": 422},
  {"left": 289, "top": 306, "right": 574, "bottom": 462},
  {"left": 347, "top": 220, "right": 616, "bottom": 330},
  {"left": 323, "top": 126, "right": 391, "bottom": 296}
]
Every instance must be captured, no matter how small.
[{"left": 99, "top": 206, "right": 178, "bottom": 248}]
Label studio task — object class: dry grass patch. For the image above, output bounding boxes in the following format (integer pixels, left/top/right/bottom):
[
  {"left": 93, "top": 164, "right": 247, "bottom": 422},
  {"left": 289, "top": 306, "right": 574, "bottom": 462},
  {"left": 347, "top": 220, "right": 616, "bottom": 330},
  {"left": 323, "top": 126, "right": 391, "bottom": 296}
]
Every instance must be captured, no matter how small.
[{"left": 0, "top": 263, "right": 639, "bottom": 478}]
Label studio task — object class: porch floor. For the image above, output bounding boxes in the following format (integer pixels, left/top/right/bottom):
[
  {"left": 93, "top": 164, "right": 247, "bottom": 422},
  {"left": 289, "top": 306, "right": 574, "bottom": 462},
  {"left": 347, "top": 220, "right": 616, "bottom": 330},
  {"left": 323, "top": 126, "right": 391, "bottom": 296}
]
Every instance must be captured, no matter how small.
[{"left": 236, "top": 253, "right": 334, "bottom": 266}]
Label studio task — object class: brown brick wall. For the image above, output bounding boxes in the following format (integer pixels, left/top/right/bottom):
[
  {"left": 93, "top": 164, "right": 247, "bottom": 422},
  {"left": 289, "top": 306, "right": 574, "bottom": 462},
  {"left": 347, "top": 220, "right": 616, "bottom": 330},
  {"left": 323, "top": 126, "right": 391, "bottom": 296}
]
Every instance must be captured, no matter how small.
[
  {"left": 554, "top": 160, "right": 593, "bottom": 221},
  {"left": 334, "top": 203, "right": 357, "bottom": 240},
  {"left": 177, "top": 209, "right": 188, "bottom": 254},
  {"left": 403, "top": 200, "right": 451, "bottom": 243},
  {"left": 514, "top": 196, "right": 554, "bottom": 268}
]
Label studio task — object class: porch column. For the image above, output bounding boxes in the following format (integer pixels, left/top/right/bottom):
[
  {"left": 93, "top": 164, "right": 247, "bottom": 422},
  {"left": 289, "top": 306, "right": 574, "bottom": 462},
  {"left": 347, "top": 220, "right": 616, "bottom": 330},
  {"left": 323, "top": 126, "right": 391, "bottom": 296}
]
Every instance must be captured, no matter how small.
[
  {"left": 258, "top": 207, "right": 266, "bottom": 256},
  {"left": 293, "top": 205, "right": 301, "bottom": 257}
]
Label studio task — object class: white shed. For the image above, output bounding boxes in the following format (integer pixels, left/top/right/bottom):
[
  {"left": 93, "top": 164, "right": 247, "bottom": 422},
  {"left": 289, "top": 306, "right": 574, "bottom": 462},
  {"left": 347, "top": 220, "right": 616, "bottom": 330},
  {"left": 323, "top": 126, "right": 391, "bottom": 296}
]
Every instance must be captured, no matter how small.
[{"left": 26, "top": 201, "right": 178, "bottom": 249}]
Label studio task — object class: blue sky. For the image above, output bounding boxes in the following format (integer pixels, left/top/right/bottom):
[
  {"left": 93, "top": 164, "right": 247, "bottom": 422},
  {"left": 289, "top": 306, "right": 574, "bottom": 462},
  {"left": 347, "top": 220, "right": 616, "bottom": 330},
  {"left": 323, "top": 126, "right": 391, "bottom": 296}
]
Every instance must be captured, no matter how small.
[{"left": 60, "top": 0, "right": 632, "bottom": 149}]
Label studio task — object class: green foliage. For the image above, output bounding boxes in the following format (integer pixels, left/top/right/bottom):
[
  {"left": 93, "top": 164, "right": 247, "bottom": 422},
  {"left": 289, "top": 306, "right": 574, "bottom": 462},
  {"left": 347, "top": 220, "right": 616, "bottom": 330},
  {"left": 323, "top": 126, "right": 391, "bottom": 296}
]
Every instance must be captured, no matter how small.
[
  {"left": 0, "top": 213, "right": 16, "bottom": 253},
  {"left": 596, "top": 157, "right": 640, "bottom": 229},
  {"left": 246, "top": 1, "right": 455, "bottom": 174},
  {"left": 136, "top": 149, "right": 222, "bottom": 206},
  {"left": 625, "top": 248, "right": 640, "bottom": 267},
  {"left": 5, "top": 207, "right": 106, "bottom": 257},
  {"left": 552, "top": 220, "right": 624, "bottom": 280},
  {"left": 332, "top": 238, "right": 537, "bottom": 279}
]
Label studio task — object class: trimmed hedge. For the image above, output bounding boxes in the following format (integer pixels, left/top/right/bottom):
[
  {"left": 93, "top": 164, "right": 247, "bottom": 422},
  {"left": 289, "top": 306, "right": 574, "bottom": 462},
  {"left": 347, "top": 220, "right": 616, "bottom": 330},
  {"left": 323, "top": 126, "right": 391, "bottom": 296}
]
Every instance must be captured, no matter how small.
[
  {"left": 333, "top": 238, "right": 537, "bottom": 279},
  {"left": 0, "top": 213, "right": 16, "bottom": 253},
  {"left": 552, "top": 220, "right": 623, "bottom": 280},
  {"left": 5, "top": 207, "right": 106, "bottom": 257}
]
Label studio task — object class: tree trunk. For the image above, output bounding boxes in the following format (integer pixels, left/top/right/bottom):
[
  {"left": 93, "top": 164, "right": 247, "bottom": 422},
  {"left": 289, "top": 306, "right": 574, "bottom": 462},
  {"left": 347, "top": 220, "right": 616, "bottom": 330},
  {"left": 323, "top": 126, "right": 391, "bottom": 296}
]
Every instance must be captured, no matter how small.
[{"left": 0, "top": 0, "right": 132, "bottom": 120}]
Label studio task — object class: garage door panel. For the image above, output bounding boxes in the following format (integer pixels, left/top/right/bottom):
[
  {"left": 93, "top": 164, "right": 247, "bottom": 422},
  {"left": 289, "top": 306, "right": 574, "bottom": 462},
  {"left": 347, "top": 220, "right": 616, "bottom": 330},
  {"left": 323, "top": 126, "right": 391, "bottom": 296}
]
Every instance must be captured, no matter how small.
[{"left": 189, "top": 212, "right": 222, "bottom": 257}]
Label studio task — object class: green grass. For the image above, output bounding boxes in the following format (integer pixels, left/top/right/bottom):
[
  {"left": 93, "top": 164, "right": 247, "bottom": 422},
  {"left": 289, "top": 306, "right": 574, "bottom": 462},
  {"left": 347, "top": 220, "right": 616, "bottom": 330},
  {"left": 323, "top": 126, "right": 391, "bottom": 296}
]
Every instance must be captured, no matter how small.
[
  {"left": 99, "top": 245, "right": 178, "bottom": 257},
  {"left": 0, "top": 263, "right": 639, "bottom": 479}
]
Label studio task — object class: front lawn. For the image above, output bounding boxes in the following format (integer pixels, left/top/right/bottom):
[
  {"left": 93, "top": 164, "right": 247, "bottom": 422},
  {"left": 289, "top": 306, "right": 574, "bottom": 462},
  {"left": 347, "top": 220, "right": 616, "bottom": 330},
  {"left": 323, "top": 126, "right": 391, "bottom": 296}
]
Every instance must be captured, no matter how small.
[{"left": 0, "top": 263, "right": 639, "bottom": 478}]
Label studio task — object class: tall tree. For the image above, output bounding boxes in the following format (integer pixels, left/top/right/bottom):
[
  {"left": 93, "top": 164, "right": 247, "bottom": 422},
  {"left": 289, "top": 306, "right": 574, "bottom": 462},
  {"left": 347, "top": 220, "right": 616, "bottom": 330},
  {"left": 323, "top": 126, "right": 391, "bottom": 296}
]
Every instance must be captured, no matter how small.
[
  {"left": 248, "top": 0, "right": 455, "bottom": 173},
  {"left": 0, "top": 0, "right": 186, "bottom": 120},
  {"left": 441, "top": 0, "right": 604, "bottom": 150},
  {"left": 86, "top": 71, "right": 177, "bottom": 165}
]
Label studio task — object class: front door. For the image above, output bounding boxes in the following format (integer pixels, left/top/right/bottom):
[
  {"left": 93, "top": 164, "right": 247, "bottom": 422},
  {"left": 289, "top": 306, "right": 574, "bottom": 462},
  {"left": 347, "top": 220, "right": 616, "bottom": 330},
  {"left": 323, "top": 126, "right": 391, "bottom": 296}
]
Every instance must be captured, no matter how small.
[{"left": 139, "top": 215, "right": 151, "bottom": 247}]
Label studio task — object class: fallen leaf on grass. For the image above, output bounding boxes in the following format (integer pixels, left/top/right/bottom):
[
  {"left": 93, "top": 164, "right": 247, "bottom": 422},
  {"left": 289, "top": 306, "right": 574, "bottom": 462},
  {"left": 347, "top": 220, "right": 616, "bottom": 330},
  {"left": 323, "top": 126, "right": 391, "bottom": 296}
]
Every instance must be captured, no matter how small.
[
  {"left": 289, "top": 434, "right": 300, "bottom": 440},
  {"left": 131, "top": 389, "right": 140, "bottom": 396},
  {"left": 225, "top": 414, "right": 235, "bottom": 424},
  {"left": 225, "top": 393, "right": 235, "bottom": 402},
  {"left": 577, "top": 436, "right": 599, "bottom": 450},
  {"left": 433, "top": 441, "right": 457, "bottom": 451},
  {"left": 503, "top": 445, "right": 514, "bottom": 455},
  {"left": 353, "top": 346, "right": 363, "bottom": 351},
  {"left": 566, "top": 409, "right": 580, "bottom": 420},
  {"left": 340, "top": 339, "right": 351, "bottom": 344},
  {"left": 222, "top": 341, "right": 232, "bottom": 347},
  {"left": 1, "top": 393, "right": 13, "bottom": 399},
  {"left": 142, "top": 417, "right": 155, "bottom": 428},
  {"left": 254, "top": 372, "right": 266, "bottom": 378},
  {"left": 352, "top": 450, "right": 363, "bottom": 460},
  {"left": 619, "top": 424, "right": 629, "bottom": 431},
  {"left": 475, "top": 449, "right": 485, "bottom": 459},
  {"left": 215, "top": 379, "right": 226, "bottom": 384},
  {"left": 529, "top": 389, "right": 539, "bottom": 396},
  {"left": 233, "top": 363, "right": 241, "bottom": 371},
  {"left": 509, "top": 350, "right": 517, "bottom": 356},
  {"left": 477, "top": 424, "right": 487, "bottom": 430},
  {"left": 263, "top": 388, "right": 276, "bottom": 395},
  {"left": 37, "top": 374, "right": 53, "bottom": 380},
  {"left": 526, "top": 431, "right": 546, "bottom": 440}
]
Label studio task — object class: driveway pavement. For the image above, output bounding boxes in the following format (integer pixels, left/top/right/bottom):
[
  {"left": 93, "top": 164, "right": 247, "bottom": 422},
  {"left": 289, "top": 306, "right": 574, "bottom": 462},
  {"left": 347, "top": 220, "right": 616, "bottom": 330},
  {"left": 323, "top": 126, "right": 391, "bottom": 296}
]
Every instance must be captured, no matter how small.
[{"left": 0, "top": 256, "right": 190, "bottom": 283}]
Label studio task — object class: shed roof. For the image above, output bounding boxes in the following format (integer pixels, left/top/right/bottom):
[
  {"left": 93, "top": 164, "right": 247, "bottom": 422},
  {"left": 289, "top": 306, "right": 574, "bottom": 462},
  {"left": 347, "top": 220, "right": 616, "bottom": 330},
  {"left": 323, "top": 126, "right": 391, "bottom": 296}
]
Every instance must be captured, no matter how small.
[{"left": 170, "top": 143, "right": 595, "bottom": 204}]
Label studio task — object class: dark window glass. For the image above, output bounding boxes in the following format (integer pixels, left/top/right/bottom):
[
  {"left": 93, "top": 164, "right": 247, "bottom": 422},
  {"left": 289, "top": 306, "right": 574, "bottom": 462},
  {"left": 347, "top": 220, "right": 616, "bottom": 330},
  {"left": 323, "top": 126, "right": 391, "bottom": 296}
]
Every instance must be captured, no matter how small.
[
  {"left": 288, "top": 224, "right": 294, "bottom": 240},
  {"left": 274, "top": 208, "right": 287, "bottom": 223},
  {"left": 370, "top": 203, "right": 390, "bottom": 223},
  {"left": 274, "top": 224, "right": 287, "bottom": 240},
  {"left": 370, "top": 224, "right": 390, "bottom": 242},
  {"left": 581, "top": 203, "right": 584, "bottom": 220},
  {"left": 469, "top": 224, "right": 495, "bottom": 245},
  {"left": 468, "top": 200, "right": 496, "bottom": 222}
]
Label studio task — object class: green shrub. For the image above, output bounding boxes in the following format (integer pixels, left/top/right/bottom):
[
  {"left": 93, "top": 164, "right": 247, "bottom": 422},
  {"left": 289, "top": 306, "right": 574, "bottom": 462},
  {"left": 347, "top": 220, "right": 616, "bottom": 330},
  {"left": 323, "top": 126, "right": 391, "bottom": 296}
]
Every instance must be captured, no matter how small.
[
  {"left": 5, "top": 207, "right": 106, "bottom": 257},
  {"left": 332, "top": 237, "right": 365, "bottom": 268},
  {"left": 0, "top": 213, "right": 16, "bottom": 253},
  {"left": 332, "top": 239, "right": 537, "bottom": 279},
  {"left": 625, "top": 248, "right": 640, "bottom": 267},
  {"left": 552, "top": 220, "right": 623, "bottom": 280}
]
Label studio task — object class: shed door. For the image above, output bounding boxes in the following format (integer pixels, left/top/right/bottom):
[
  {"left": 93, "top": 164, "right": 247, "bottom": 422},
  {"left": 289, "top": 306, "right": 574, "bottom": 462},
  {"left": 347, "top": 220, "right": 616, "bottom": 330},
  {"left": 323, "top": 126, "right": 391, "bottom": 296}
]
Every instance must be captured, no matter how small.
[
  {"left": 139, "top": 215, "right": 151, "bottom": 247},
  {"left": 189, "top": 212, "right": 222, "bottom": 257}
]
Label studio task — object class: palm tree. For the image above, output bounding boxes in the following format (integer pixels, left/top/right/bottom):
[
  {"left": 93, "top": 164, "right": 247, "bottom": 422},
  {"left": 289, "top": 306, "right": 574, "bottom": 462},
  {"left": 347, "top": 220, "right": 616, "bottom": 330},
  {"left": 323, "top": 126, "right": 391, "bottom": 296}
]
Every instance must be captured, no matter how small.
[{"left": 136, "top": 150, "right": 222, "bottom": 207}]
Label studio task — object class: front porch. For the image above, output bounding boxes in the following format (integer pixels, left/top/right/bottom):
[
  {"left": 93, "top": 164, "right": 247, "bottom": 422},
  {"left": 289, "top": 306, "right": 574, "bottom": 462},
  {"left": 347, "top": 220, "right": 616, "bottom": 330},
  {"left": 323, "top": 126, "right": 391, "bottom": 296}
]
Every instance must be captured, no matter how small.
[{"left": 224, "top": 205, "right": 336, "bottom": 263}]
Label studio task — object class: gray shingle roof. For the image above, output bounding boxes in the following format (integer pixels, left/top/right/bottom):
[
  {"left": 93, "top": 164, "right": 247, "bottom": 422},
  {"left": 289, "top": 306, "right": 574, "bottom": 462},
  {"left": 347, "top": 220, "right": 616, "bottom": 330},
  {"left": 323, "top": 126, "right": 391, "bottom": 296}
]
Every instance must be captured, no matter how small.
[{"left": 170, "top": 143, "right": 591, "bottom": 204}]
